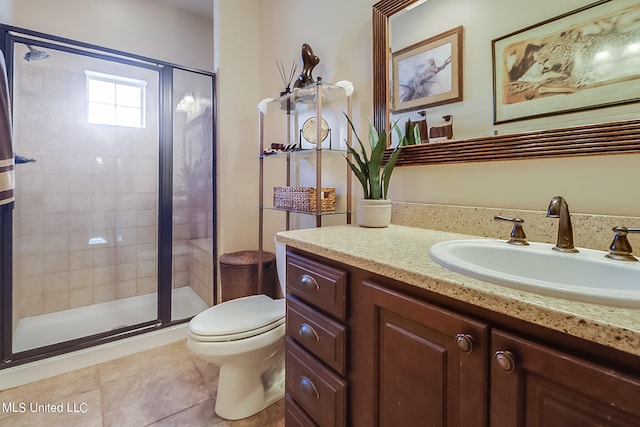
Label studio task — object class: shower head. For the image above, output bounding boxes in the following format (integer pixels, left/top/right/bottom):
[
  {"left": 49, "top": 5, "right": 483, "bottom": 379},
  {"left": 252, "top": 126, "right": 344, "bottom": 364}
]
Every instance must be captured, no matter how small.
[{"left": 24, "top": 45, "right": 49, "bottom": 62}]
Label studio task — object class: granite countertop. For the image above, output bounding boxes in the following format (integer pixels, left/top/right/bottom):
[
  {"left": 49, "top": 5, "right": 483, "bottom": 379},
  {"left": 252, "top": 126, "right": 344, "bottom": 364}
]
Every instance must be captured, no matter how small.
[{"left": 276, "top": 224, "right": 640, "bottom": 356}]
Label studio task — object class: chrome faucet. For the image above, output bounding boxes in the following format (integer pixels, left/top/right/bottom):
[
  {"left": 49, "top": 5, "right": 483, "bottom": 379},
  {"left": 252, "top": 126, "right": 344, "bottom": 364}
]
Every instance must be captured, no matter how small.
[{"left": 546, "top": 196, "right": 579, "bottom": 253}]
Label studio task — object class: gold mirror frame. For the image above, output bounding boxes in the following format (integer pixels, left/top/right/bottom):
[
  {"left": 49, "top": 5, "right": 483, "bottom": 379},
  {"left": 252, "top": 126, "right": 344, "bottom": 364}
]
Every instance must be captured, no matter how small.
[{"left": 373, "top": 0, "right": 640, "bottom": 166}]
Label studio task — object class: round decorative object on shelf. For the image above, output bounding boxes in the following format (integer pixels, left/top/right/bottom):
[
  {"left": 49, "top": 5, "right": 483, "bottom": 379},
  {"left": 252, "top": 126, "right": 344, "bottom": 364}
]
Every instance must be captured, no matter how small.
[{"left": 301, "top": 116, "right": 329, "bottom": 144}]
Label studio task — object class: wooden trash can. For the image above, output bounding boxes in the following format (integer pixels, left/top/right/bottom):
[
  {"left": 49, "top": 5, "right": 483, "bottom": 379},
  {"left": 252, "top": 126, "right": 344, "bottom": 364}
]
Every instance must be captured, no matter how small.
[{"left": 219, "top": 250, "right": 277, "bottom": 302}]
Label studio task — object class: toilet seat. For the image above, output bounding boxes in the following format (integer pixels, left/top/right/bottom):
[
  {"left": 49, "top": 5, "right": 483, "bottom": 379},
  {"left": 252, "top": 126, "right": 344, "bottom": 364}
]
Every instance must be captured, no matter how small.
[{"left": 189, "top": 295, "right": 285, "bottom": 342}]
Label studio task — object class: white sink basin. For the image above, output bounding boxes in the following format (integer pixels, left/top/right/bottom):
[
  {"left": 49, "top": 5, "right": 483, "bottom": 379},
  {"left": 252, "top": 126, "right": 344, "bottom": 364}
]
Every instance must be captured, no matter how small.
[{"left": 429, "top": 239, "right": 640, "bottom": 308}]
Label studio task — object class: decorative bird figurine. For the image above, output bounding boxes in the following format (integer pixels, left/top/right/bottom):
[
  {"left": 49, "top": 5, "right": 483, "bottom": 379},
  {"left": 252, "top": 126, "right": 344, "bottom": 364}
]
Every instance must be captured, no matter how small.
[{"left": 293, "top": 43, "right": 320, "bottom": 89}]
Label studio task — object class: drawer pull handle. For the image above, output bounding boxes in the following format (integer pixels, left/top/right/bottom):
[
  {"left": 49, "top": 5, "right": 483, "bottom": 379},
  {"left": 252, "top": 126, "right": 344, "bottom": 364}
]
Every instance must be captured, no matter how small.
[
  {"left": 299, "top": 376, "right": 319, "bottom": 399},
  {"left": 494, "top": 350, "right": 517, "bottom": 373},
  {"left": 299, "top": 274, "right": 319, "bottom": 291},
  {"left": 455, "top": 333, "right": 474, "bottom": 354},
  {"left": 298, "top": 323, "right": 319, "bottom": 342}
]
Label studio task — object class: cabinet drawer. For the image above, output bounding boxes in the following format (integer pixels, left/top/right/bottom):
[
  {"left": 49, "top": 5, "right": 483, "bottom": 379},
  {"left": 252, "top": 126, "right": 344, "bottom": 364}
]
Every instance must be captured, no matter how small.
[
  {"left": 287, "top": 252, "right": 347, "bottom": 320},
  {"left": 287, "top": 296, "right": 347, "bottom": 375},
  {"left": 286, "top": 338, "right": 347, "bottom": 427},
  {"left": 285, "top": 394, "right": 317, "bottom": 427}
]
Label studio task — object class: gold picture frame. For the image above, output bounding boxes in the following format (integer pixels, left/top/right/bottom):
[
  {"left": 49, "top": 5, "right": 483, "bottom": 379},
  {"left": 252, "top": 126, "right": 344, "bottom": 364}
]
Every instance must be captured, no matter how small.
[{"left": 391, "top": 26, "right": 463, "bottom": 113}]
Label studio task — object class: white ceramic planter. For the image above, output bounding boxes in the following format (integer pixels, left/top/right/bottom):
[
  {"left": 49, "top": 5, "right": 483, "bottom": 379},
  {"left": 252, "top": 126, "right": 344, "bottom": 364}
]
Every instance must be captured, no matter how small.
[{"left": 357, "top": 199, "right": 392, "bottom": 228}]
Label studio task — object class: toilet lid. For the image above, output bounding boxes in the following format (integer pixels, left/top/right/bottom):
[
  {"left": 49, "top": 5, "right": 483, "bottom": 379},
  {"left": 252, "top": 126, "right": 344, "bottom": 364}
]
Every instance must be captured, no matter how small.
[{"left": 189, "top": 295, "right": 285, "bottom": 337}]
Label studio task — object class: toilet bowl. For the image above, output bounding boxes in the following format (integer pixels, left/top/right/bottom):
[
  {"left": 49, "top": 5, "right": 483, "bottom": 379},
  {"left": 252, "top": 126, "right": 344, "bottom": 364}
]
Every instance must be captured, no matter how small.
[{"left": 187, "top": 239, "right": 287, "bottom": 420}]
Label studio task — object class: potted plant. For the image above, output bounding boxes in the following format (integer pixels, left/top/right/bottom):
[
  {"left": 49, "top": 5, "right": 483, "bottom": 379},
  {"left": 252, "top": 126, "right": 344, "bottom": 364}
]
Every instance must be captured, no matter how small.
[
  {"left": 404, "top": 119, "right": 423, "bottom": 145},
  {"left": 345, "top": 115, "right": 405, "bottom": 227}
]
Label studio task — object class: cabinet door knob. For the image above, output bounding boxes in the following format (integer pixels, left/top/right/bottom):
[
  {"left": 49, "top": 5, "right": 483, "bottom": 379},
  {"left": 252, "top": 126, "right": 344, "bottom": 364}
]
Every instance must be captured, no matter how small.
[
  {"left": 455, "top": 333, "right": 474, "bottom": 354},
  {"left": 299, "top": 274, "right": 319, "bottom": 291},
  {"left": 298, "top": 323, "right": 319, "bottom": 342},
  {"left": 494, "top": 350, "right": 517, "bottom": 373},
  {"left": 298, "top": 376, "right": 319, "bottom": 399}
]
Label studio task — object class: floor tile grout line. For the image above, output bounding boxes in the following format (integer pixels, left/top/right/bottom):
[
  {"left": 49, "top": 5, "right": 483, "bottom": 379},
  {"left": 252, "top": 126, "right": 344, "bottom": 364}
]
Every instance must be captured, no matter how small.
[{"left": 143, "top": 398, "right": 214, "bottom": 427}]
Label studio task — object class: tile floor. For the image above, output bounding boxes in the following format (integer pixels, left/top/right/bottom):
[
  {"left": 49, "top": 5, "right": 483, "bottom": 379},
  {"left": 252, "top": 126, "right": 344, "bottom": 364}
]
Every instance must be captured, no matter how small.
[{"left": 0, "top": 340, "right": 285, "bottom": 427}]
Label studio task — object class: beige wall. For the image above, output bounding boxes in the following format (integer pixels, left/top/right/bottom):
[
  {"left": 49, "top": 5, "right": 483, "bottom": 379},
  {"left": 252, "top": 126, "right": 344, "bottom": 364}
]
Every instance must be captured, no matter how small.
[
  {"left": 1, "top": 0, "right": 213, "bottom": 71},
  {"left": 243, "top": 0, "right": 640, "bottom": 224},
  {"left": 213, "top": 0, "right": 262, "bottom": 255}
]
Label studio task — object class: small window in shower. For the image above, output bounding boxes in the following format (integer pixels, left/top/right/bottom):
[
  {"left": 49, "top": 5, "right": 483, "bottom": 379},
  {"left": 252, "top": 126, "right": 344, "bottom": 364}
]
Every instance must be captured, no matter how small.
[{"left": 85, "top": 70, "right": 146, "bottom": 128}]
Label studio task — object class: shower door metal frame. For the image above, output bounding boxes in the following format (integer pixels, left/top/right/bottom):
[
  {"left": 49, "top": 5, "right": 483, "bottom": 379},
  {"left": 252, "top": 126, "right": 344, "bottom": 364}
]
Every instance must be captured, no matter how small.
[
  {"left": 0, "top": 202, "right": 11, "bottom": 364},
  {"left": 0, "top": 24, "right": 218, "bottom": 369}
]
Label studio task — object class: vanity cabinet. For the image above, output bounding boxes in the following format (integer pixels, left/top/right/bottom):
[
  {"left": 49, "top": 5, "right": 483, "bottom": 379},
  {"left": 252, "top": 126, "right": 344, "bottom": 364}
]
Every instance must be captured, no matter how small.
[
  {"left": 284, "top": 251, "right": 349, "bottom": 426},
  {"left": 284, "top": 247, "right": 640, "bottom": 427}
]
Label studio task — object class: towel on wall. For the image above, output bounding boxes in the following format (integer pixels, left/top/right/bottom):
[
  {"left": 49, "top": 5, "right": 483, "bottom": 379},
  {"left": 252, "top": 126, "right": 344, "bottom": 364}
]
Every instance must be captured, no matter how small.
[{"left": 0, "top": 50, "right": 14, "bottom": 205}]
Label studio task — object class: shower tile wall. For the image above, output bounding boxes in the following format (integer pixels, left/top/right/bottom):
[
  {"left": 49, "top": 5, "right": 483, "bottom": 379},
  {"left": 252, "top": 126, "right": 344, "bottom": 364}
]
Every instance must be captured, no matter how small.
[
  {"left": 11, "top": 55, "right": 213, "bottom": 334},
  {"left": 11, "top": 60, "right": 170, "bottom": 328},
  {"left": 187, "top": 238, "right": 214, "bottom": 306},
  {"left": 172, "top": 107, "right": 214, "bottom": 308}
]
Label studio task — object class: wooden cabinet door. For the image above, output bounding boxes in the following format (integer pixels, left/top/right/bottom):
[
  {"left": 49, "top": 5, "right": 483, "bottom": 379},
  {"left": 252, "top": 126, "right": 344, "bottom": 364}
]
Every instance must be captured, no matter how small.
[
  {"left": 490, "top": 329, "right": 640, "bottom": 427},
  {"left": 351, "top": 280, "right": 488, "bottom": 427}
]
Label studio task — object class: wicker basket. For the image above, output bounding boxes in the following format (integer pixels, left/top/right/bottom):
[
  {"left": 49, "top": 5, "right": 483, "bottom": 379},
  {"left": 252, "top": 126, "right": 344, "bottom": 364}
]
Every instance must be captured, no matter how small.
[
  {"left": 219, "top": 251, "right": 277, "bottom": 302},
  {"left": 273, "top": 186, "right": 336, "bottom": 212}
]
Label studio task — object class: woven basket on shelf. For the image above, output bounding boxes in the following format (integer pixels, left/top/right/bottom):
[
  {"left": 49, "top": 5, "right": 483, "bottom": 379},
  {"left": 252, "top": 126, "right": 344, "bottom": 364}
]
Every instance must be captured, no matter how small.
[{"left": 273, "top": 186, "right": 336, "bottom": 212}]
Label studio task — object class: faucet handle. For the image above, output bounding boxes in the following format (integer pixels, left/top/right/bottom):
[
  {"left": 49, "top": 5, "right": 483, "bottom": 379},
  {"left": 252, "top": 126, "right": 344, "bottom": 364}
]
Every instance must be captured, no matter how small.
[
  {"left": 605, "top": 226, "right": 640, "bottom": 262},
  {"left": 494, "top": 215, "right": 529, "bottom": 246}
]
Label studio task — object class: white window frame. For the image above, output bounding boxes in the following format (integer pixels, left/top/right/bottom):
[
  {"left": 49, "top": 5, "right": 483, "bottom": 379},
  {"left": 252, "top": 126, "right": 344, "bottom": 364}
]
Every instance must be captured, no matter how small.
[{"left": 85, "top": 70, "right": 147, "bottom": 128}]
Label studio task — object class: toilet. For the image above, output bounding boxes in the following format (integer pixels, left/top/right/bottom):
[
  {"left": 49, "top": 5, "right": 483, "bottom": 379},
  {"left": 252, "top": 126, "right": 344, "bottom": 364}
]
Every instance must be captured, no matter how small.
[{"left": 187, "top": 239, "right": 287, "bottom": 420}]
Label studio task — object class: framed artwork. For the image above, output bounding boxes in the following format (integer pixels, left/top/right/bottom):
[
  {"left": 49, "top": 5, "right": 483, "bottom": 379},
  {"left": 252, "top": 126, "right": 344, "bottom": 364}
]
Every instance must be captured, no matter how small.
[
  {"left": 492, "top": 0, "right": 640, "bottom": 124},
  {"left": 392, "top": 26, "right": 463, "bottom": 113}
]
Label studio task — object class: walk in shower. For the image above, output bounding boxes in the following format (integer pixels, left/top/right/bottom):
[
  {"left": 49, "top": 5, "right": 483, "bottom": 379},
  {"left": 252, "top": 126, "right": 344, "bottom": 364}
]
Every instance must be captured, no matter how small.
[{"left": 0, "top": 26, "right": 216, "bottom": 366}]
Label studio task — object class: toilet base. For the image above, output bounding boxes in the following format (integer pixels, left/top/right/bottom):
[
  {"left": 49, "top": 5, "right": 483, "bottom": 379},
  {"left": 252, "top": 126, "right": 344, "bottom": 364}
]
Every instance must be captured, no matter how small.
[{"left": 215, "top": 351, "right": 285, "bottom": 420}]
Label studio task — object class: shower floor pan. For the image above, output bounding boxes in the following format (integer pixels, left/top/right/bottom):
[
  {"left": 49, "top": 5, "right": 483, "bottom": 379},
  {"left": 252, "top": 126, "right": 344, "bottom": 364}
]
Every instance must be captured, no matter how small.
[{"left": 12, "top": 287, "right": 208, "bottom": 353}]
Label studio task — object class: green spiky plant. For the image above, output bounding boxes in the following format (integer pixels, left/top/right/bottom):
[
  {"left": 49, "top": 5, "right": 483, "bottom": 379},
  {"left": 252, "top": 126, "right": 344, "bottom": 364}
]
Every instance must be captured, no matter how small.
[
  {"left": 344, "top": 114, "right": 405, "bottom": 200},
  {"left": 404, "top": 119, "right": 422, "bottom": 145}
]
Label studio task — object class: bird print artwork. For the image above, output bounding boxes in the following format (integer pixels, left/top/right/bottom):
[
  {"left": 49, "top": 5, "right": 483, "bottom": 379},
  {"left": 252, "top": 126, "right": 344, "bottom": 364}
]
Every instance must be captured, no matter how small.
[
  {"left": 499, "top": 2, "right": 640, "bottom": 105},
  {"left": 400, "top": 56, "right": 452, "bottom": 102}
]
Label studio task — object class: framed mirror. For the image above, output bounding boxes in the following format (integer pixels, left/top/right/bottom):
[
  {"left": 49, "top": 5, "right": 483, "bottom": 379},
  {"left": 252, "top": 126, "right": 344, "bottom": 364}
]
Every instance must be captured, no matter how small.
[{"left": 373, "top": 0, "right": 640, "bottom": 166}]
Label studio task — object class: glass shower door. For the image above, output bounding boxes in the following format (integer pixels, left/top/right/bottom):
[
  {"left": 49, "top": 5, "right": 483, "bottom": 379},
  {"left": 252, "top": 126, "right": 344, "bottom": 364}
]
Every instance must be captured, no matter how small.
[
  {"left": 171, "top": 68, "right": 214, "bottom": 321},
  {"left": 11, "top": 43, "right": 161, "bottom": 352}
]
